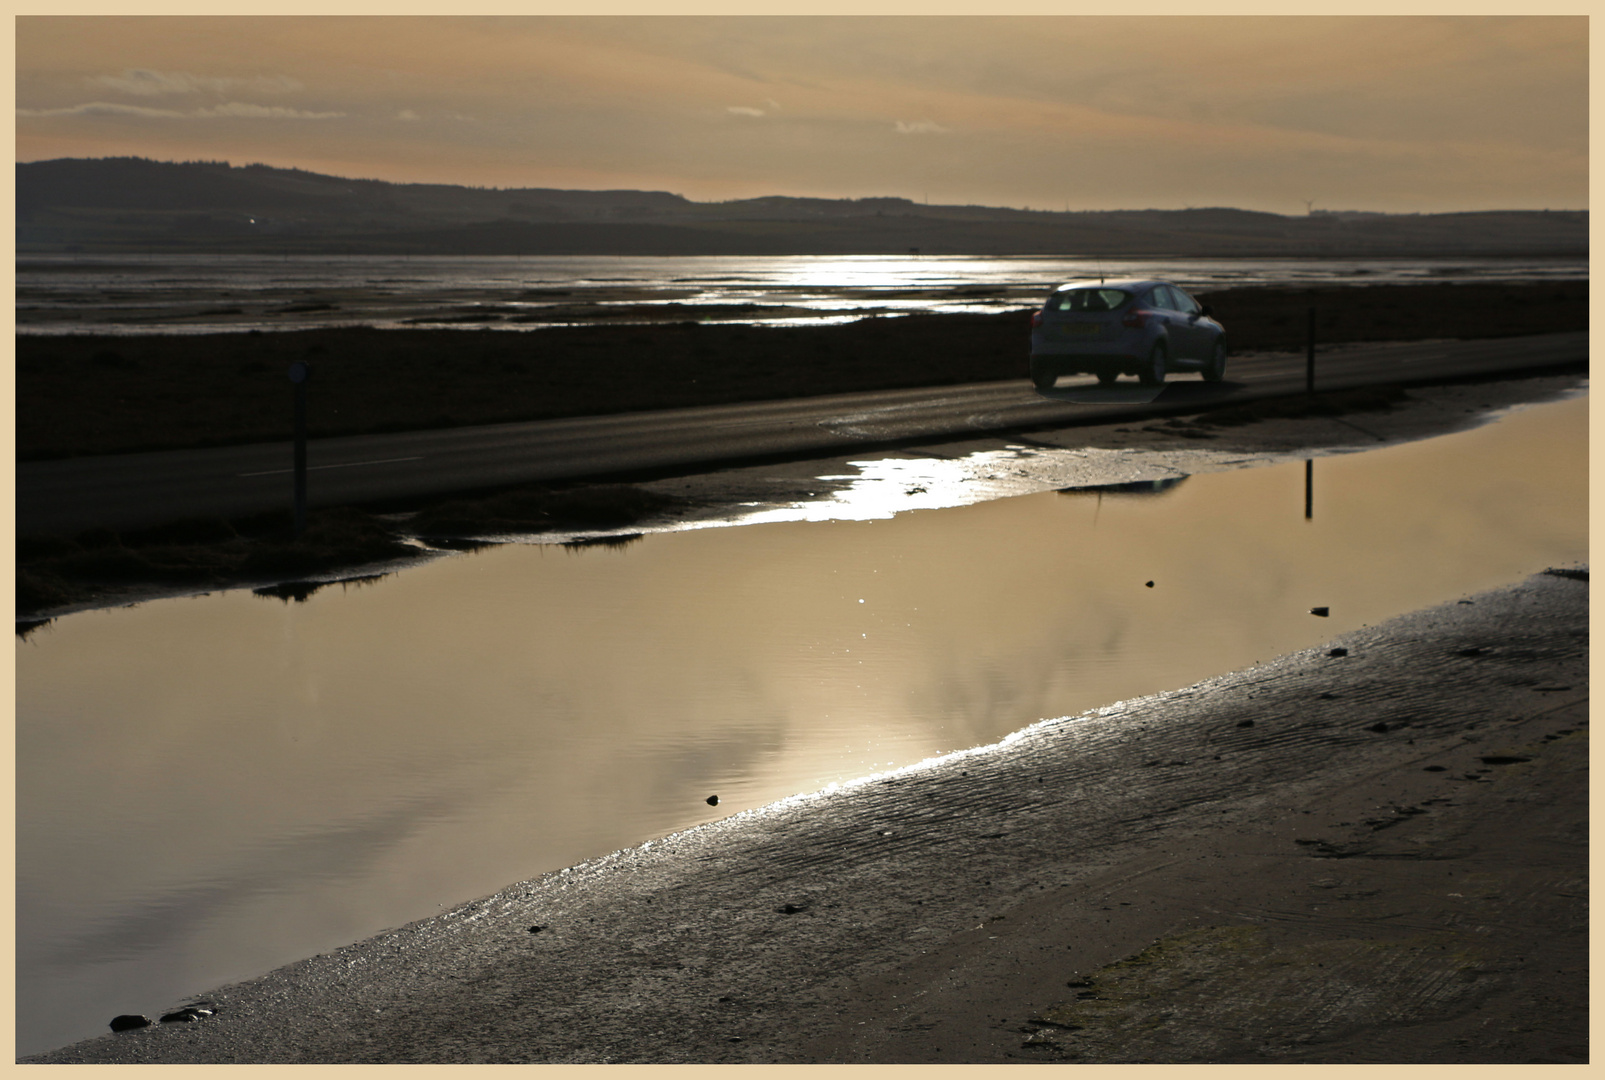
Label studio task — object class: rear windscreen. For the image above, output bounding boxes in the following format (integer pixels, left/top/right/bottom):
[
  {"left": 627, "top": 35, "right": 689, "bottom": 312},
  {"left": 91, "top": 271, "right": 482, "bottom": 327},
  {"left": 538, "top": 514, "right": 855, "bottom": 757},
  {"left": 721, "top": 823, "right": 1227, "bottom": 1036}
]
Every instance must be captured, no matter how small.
[{"left": 1048, "top": 288, "right": 1131, "bottom": 313}]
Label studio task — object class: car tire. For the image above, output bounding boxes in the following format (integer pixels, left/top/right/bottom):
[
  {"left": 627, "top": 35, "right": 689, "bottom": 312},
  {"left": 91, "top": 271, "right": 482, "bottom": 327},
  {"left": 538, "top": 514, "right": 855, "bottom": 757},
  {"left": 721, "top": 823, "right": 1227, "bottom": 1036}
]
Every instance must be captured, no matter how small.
[
  {"left": 1032, "top": 368, "right": 1056, "bottom": 392},
  {"left": 1095, "top": 369, "right": 1119, "bottom": 386},
  {"left": 1202, "top": 340, "right": 1227, "bottom": 383},
  {"left": 1139, "top": 343, "right": 1167, "bottom": 386}
]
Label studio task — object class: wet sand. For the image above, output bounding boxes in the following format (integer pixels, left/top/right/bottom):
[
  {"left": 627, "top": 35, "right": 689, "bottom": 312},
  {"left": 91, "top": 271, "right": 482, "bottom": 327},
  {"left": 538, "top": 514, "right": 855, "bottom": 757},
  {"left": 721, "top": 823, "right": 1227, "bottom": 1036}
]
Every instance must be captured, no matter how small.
[{"left": 25, "top": 567, "right": 1586, "bottom": 1063}]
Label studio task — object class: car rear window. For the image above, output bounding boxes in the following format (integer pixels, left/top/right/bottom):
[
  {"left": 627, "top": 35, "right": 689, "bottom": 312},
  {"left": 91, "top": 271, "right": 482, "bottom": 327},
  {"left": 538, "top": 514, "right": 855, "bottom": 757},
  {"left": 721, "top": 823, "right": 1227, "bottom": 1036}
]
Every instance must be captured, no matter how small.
[{"left": 1048, "top": 288, "right": 1131, "bottom": 313}]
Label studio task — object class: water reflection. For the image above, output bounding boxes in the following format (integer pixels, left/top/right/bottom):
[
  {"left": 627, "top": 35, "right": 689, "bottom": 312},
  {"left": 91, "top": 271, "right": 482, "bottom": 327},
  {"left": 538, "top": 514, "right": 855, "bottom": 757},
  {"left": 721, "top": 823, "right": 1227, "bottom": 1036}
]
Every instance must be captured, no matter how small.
[
  {"left": 1060, "top": 476, "right": 1190, "bottom": 496},
  {"left": 19, "top": 254, "right": 1586, "bottom": 335},
  {"left": 14, "top": 393, "right": 1587, "bottom": 1056},
  {"left": 250, "top": 574, "right": 391, "bottom": 604},
  {"left": 562, "top": 534, "right": 644, "bottom": 551}
]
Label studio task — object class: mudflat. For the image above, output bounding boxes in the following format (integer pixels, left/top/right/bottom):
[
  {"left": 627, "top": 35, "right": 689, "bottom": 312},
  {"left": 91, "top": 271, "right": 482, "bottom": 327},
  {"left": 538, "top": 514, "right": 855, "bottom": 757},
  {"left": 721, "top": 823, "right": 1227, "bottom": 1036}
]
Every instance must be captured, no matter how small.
[{"left": 25, "top": 568, "right": 1586, "bottom": 1064}]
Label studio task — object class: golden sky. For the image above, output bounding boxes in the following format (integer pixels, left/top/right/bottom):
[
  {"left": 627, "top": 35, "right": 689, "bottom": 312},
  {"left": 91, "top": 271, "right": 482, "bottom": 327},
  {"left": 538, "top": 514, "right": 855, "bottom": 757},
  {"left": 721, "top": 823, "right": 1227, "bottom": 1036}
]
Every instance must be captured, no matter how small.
[{"left": 14, "top": 16, "right": 1589, "bottom": 213}]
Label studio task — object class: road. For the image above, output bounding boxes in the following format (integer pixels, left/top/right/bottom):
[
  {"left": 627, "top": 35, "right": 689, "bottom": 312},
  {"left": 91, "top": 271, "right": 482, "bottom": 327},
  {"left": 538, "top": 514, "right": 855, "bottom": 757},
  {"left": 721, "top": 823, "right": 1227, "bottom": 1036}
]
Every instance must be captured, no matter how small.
[{"left": 17, "top": 331, "right": 1586, "bottom": 536}]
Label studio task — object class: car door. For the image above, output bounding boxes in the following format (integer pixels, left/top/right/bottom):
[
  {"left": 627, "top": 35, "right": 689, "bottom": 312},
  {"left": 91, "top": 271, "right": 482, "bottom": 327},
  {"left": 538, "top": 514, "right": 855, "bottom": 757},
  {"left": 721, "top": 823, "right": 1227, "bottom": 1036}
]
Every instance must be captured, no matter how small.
[
  {"left": 1148, "top": 285, "right": 1195, "bottom": 360},
  {"left": 1162, "top": 285, "right": 1207, "bottom": 360}
]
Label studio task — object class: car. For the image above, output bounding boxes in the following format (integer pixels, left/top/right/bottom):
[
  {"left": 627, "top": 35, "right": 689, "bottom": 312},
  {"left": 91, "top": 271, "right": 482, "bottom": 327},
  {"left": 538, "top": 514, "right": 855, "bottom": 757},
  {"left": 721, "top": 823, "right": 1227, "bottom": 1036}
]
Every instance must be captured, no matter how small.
[{"left": 1029, "top": 278, "right": 1226, "bottom": 390}]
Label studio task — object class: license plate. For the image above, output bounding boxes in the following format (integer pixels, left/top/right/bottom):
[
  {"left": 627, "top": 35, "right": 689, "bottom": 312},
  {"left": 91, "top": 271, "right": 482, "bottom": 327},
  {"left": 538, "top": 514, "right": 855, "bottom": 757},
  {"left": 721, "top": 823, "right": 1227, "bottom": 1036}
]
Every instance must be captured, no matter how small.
[{"left": 1063, "top": 323, "right": 1102, "bottom": 336}]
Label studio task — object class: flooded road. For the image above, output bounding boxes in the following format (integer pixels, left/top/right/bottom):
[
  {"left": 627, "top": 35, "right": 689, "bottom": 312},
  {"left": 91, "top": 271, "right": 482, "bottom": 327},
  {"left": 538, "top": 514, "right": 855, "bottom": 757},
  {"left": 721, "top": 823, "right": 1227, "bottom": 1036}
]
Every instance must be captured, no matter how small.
[{"left": 15, "top": 392, "right": 1586, "bottom": 1056}]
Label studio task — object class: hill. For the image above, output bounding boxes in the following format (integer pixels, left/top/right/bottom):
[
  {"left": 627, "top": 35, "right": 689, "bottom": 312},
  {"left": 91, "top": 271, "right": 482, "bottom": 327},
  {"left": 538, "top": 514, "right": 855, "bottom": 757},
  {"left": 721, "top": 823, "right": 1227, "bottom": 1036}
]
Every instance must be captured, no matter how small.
[{"left": 16, "top": 157, "right": 1588, "bottom": 257}]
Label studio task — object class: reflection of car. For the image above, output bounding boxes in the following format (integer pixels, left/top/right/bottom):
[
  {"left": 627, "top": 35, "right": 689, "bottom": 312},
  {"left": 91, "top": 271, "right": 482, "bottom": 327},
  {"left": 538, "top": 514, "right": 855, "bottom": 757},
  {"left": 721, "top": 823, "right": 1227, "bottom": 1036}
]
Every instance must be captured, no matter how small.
[{"left": 1030, "top": 279, "right": 1226, "bottom": 390}]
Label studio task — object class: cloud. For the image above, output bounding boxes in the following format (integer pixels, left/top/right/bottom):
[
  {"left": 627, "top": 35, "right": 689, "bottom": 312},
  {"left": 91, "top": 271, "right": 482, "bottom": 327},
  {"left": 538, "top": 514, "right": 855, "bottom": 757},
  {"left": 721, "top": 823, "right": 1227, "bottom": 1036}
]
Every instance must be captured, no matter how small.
[
  {"left": 89, "top": 69, "right": 304, "bottom": 97},
  {"left": 16, "top": 101, "right": 188, "bottom": 119},
  {"left": 895, "top": 119, "right": 948, "bottom": 135},
  {"left": 727, "top": 105, "right": 765, "bottom": 117},
  {"left": 17, "top": 100, "right": 344, "bottom": 120},
  {"left": 194, "top": 102, "right": 344, "bottom": 119}
]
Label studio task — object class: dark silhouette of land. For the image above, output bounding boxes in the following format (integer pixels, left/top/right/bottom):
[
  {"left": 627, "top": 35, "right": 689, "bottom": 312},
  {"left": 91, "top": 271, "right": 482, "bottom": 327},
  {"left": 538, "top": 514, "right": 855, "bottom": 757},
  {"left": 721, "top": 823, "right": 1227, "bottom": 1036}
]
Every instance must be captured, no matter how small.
[
  {"left": 16, "top": 157, "right": 1588, "bottom": 256},
  {"left": 17, "top": 281, "right": 1586, "bottom": 462}
]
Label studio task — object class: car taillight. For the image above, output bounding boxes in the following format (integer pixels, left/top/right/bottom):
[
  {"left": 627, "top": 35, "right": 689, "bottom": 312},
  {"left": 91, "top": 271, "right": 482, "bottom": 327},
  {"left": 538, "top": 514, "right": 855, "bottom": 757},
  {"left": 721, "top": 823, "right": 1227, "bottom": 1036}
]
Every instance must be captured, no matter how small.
[
  {"left": 1122, "top": 309, "right": 1147, "bottom": 330},
  {"left": 1031, "top": 309, "right": 1044, "bottom": 328}
]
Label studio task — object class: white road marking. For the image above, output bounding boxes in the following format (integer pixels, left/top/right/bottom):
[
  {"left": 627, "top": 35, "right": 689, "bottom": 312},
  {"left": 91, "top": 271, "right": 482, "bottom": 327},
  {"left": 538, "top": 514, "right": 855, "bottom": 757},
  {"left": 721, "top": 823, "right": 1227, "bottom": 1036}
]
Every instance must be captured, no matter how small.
[{"left": 237, "top": 455, "right": 424, "bottom": 478}]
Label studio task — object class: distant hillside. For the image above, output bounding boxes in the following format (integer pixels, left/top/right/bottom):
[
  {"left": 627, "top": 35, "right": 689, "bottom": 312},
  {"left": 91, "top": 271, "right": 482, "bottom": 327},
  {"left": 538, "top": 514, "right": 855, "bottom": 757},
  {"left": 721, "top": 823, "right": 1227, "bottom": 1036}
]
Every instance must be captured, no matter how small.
[{"left": 16, "top": 157, "right": 1588, "bottom": 257}]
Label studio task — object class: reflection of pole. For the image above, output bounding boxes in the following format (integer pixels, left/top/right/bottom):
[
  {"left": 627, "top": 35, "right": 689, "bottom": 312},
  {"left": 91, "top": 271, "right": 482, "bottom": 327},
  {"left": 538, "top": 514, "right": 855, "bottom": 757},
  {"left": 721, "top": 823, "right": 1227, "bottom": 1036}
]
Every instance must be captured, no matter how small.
[
  {"left": 1306, "top": 307, "right": 1316, "bottom": 393},
  {"left": 289, "top": 362, "right": 310, "bottom": 537},
  {"left": 1304, "top": 459, "right": 1313, "bottom": 520}
]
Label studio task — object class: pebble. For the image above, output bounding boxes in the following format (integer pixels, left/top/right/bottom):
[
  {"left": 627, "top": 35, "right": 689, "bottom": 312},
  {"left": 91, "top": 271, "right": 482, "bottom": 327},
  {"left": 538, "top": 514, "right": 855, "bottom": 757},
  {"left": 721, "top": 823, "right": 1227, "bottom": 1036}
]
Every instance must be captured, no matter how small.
[
  {"left": 109, "top": 1015, "right": 151, "bottom": 1032},
  {"left": 706, "top": 795, "right": 719, "bottom": 806}
]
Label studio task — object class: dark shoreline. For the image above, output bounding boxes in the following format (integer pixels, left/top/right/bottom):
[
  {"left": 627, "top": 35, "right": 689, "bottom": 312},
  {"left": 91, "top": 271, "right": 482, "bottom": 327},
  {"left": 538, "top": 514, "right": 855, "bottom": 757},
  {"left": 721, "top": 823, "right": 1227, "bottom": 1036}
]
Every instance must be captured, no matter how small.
[{"left": 17, "top": 281, "right": 1587, "bottom": 462}]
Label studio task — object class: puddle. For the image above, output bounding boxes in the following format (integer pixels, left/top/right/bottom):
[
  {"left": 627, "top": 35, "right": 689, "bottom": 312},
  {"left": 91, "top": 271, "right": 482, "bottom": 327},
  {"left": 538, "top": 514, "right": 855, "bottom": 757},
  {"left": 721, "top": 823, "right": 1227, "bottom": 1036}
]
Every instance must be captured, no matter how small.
[{"left": 14, "top": 393, "right": 1586, "bottom": 1056}]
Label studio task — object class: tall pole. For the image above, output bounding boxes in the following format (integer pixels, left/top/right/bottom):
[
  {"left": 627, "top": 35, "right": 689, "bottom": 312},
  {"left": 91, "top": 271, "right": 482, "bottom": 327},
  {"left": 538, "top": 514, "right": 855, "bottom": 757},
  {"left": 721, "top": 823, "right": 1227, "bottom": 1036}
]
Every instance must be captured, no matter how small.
[{"left": 289, "top": 362, "right": 310, "bottom": 537}]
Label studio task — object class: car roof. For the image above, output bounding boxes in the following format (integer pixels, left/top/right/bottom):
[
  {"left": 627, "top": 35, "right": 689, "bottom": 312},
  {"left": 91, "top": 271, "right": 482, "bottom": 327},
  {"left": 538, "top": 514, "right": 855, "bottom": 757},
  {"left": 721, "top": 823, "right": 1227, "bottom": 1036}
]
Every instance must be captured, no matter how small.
[{"left": 1051, "top": 278, "right": 1166, "bottom": 292}]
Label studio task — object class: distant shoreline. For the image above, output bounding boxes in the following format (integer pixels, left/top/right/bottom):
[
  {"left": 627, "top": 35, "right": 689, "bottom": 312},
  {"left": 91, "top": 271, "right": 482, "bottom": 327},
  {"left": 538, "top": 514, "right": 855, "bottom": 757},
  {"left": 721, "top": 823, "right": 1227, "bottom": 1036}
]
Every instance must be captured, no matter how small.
[{"left": 17, "top": 160, "right": 1588, "bottom": 259}]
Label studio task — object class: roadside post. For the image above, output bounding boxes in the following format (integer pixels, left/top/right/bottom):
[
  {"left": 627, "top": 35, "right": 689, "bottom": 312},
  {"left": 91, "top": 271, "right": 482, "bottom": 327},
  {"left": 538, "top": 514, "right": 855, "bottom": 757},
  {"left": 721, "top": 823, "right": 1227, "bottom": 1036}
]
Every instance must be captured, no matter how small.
[
  {"left": 1305, "top": 459, "right": 1314, "bottom": 519},
  {"left": 289, "top": 362, "right": 310, "bottom": 537},
  {"left": 1306, "top": 307, "right": 1316, "bottom": 393}
]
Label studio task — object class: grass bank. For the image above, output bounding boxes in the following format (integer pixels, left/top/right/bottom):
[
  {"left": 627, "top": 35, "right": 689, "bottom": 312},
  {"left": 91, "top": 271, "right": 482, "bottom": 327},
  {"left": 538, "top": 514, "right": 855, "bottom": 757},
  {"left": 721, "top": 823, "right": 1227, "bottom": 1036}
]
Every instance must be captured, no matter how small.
[{"left": 17, "top": 281, "right": 1586, "bottom": 461}]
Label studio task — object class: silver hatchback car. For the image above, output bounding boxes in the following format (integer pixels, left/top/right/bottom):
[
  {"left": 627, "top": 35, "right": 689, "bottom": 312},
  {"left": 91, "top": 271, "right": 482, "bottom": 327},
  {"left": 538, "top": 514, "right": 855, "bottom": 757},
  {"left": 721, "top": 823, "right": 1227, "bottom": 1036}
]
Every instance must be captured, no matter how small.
[{"left": 1030, "top": 278, "right": 1226, "bottom": 389}]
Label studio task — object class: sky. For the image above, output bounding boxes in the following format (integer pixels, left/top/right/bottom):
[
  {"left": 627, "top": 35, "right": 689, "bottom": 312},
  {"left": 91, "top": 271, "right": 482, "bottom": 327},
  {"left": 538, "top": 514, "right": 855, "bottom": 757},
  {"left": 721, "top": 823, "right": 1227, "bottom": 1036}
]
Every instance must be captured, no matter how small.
[{"left": 14, "top": 15, "right": 1589, "bottom": 214}]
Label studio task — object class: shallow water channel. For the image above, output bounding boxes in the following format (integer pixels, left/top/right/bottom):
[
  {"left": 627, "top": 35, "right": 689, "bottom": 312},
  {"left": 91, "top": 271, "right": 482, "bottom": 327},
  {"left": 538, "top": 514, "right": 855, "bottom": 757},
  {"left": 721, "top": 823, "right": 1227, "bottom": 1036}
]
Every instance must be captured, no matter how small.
[{"left": 16, "top": 393, "right": 1587, "bottom": 1056}]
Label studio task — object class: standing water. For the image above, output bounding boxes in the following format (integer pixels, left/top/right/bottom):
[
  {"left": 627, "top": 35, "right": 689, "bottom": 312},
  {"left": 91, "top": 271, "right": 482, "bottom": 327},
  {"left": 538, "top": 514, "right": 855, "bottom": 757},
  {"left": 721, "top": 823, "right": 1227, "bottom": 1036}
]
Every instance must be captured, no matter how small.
[
  {"left": 16, "top": 393, "right": 1587, "bottom": 1056},
  {"left": 15, "top": 253, "right": 1587, "bottom": 334}
]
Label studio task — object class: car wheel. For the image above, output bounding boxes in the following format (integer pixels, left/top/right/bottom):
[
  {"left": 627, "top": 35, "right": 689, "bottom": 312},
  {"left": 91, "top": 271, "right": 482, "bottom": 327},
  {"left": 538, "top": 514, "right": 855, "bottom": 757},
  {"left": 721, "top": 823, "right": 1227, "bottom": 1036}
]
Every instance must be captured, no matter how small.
[
  {"left": 1138, "top": 343, "right": 1167, "bottom": 386},
  {"left": 1032, "top": 368, "right": 1056, "bottom": 392},
  {"left": 1202, "top": 341, "right": 1227, "bottom": 383},
  {"left": 1096, "top": 369, "right": 1119, "bottom": 386}
]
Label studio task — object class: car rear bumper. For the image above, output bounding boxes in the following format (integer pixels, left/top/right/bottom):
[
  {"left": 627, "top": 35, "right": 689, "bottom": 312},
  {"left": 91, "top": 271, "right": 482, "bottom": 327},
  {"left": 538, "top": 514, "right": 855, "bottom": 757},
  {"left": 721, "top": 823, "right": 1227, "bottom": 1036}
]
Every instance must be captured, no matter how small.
[{"left": 1030, "top": 351, "right": 1141, "bottom": 378}]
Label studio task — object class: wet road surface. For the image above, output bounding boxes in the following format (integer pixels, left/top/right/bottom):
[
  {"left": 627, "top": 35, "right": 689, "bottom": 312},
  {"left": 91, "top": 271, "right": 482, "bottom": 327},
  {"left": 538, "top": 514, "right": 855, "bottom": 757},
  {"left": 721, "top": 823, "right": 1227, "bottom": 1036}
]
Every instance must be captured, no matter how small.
[{"left": 17, "top": 331, "right": 1585, "bottom": 536}]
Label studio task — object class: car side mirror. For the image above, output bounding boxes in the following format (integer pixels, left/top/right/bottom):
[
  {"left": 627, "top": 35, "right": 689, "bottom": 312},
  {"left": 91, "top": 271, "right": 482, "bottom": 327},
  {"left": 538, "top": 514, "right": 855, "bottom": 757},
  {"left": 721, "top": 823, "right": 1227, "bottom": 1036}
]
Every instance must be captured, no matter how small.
[{"left": 1200, "top": 304, "right": 1214, "bottom": 318}]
